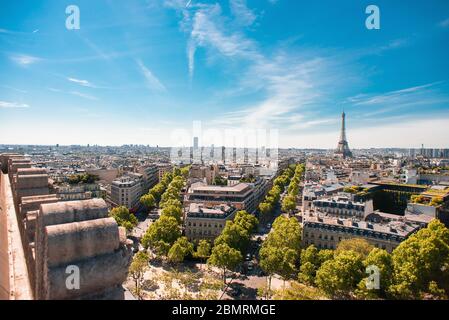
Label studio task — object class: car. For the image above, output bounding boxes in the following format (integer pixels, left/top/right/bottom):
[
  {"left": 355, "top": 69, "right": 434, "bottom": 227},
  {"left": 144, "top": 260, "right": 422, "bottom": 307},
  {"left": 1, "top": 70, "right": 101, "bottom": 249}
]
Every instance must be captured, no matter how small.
[
  {"left": 266, "top": 223, "right": 272, "bottom": 229},
  {"left": 247, "top": 262, "right": 254, "bottom": 271},
  {"left": 245, "top": 253, "right": 252, "bottom": 261},
  {"left": 256, "top": 237, "right": 262, "bottom": 243},
  {"left": 230, "top": 288, "right": 242, "bottom": 297}
]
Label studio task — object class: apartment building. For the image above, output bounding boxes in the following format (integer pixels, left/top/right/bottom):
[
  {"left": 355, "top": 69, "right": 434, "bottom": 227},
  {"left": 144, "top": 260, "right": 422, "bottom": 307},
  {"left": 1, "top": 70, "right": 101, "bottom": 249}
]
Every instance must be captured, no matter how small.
[
  {"left": 312, "top": 195, "right": 374, "bottom": 219},
  {"left": 110, "top": 173, "right": 144, "bottom": 209},
  {"left": 184, "top": 203, "right": 237, "bottom": 241},
  {"left": 185, "top": 181, "right": 257, "bottom": 213},
  {"left": 157, "top": 164, "right": 173, "bottom": 181},
  {"left": 138, "top": 164, "right": 159, "bottom": 192},
  {"left": 302, "top": 213, "right": 427, "bottom": 252},
  {"left": 189, "top": 164, "right": 219, "bottom": 184}
]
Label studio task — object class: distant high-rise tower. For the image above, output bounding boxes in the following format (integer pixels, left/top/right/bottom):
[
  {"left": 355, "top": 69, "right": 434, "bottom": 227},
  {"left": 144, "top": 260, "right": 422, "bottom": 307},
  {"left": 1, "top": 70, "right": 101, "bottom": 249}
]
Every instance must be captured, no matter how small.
[
  {"left": 193, "top": 137, "right": 199, "bottom": 150},
  {"left": 335, "top": 111, "right": 352, "bottom": 158},
  {"left": 222, "top": 146, "right": 226, "bottom": 164}
]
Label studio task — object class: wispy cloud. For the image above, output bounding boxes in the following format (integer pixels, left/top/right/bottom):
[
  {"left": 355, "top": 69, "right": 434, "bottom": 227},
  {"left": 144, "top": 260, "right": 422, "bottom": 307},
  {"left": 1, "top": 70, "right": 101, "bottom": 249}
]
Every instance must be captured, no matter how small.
[
  {"left": 48, "top": 87, "right": 98, "bottom": 100},
  {"left": 136, "top": 59, "right": 167, "bottom": 92},
  {"left": 169, "top": 1, "right": 359, "bottom": 129},
  {"left": 346, "top": 82, "right": 449, "bottom": 116},
  {"left": 0, "top": 85, "right": 27, "bottom": 93},
  {"left": 69, "top": 91, "right": 99, "bottom": 101},
  {"left": 0, "top": 100, "right": 30, "bottom": 108},
  {"left": 168, "top": 1, "right": 261, "bottom": 78},
  {"left": 439, "top": 17, "right": 449, "bottom": 28},
  {"left": 67, "top": 77, "right": 96, "bottom": 88},
  {"left": 10, "top": 54, "right": 41, "bottom": 66},
  {"left": 229, "top": 0, "right": 257, "bottom": 26}
]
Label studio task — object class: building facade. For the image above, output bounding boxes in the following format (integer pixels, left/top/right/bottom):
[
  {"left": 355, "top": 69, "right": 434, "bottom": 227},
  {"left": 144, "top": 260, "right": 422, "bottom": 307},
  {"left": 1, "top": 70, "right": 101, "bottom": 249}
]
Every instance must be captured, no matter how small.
[
  {"left": 185, "top": 182, "right": 257, "bottom": 213},
  {"left": 110, "top": 173, "right": 144, "bottom": 209},
  {"left": 184, "top": 203, "right": 237, "bottom": 241}
]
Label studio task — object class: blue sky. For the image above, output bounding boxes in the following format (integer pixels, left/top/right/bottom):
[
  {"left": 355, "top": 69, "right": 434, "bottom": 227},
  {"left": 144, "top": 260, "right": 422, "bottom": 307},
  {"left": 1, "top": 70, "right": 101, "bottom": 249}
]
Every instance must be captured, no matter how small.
[{"left": 1, "top": 0, "right": 449, "bottom": 148}]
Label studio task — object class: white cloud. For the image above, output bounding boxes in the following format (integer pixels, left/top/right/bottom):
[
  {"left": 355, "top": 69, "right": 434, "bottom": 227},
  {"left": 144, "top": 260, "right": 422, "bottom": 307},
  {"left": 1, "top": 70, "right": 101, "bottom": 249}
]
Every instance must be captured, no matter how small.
[
  {"left": 346, "top": 82, "right": 449, "bottom": 116},
  {"left": 10, "top": 54, "right": 41, "bottom": 66},
  {"left": 69, "top": 91, "right": 99, "bottom": 101},
  {"left": 136, "top": 59, "right": 167, "bottom": 92},
  {"left": 0, "top": 101, "right": 30, "bottom": 108},
  {"left": 67, "top": 77, "right": 96, "bottom": 88},
  {"left": 229, "top": 0, "right": 257, "bottom": 26}
]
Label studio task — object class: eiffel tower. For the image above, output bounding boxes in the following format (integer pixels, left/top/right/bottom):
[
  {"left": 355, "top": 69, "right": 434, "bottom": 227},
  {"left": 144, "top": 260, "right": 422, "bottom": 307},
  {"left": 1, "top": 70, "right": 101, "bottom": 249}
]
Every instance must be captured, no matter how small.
[{"left": 335, "top": 111, "right": 352, "bottom": 158}]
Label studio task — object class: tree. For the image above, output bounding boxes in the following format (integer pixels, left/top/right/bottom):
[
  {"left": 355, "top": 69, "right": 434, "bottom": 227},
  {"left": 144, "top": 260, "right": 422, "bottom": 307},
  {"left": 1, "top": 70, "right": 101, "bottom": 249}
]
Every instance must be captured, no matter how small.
[
  {"left": 298, "top": 246, "right": 334, "bottom": 286},
  {"left": 141, "top": 215, "right": 181, "bottom": 256},
  {"left": 317, "top": 249, "right": 334, "bottom": 265},
  {"left": 213, "top": 175, "right": 227, "bottom": 186},
  {"left": 259, "top": 202, "right": 273, "bottom": 216},
  {"left": 336, "top": 238, "right": 374, "bottom": 258},
  {"left": 160, "top": 198, "right": 182, "bottom": 210},
  {"left": 168, "top": 237, "right": 193, "bottom": 263},
  {"left": 315, "top": 250, "right": 364, "bottom": 299},
  {"left": 298, "top": 262, "right": 316, "bottom": 285},
  {"left": 207, "top": 243, "right": 242, "bottom": 285},
  {"left": 109, "top": 206, "right": 138, "bottom": 232},
  {"left": 161, "top": 205, "right": 183, "bottom": 223},
  {"left": 355, "top": 248, "right": 393, "bottom": 299},
  {"left": 172, "top": 166, "right": 182, "bottom": 177},
  {"left": 388, "top": 219, "right": 449, "bottom": 299},
  {"left": 233, "top": 210, "right": 258, "bottom": 233},
  {"left": 214, "top": 221, "right": 250, "bottom": 252},
  {"left": 265, "top": 216, "right": 301, "bottom": 251},
  {"left": 281, "top": 195, "right": 296, "bottom": 213},
  {"left": 259, "top": 245, "right": 284, "bottom": 298},
  {"left": 140, "top": 193, "right": 156, "bottom": 209},
  {"left": 180, "top": 165, "right": 190, "bottom": 178},
  {"left": 129, "top": 251, "right": 149, "bottom": 300},
  {"left": 195, "top": 240, "right": 211, "bottom": 262},
  {"left": 259, "top": 216, "right": 302, "bottom": 297}
]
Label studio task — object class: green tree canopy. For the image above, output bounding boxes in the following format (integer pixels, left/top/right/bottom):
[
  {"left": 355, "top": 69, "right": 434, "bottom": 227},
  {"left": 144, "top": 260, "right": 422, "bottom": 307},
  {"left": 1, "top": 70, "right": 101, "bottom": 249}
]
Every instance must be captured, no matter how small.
[
  {"left": 109, "top": 206, "right": 138, "bottom": 232},
  {"left": 195, "top": 240, "right": 211, "bottom": 261},
  {"left": 214, "top": 221, "right": 250, "bottom": 252},
  {"left": 388, "top": 219, "right": 449, "bottom": 299},
  {"left": 315, "top": 250, "right": 364, "bottom": 299},
  {"left": 161, "top": 205, "right": 183, "bottom": 223},
  {"left": 233, "top": 210, "right": 258, "bottom": 234},
  {"left": 129, "top": 251, "right": 149, "bottom": 299},
  {"left": 336, "top": 238, "right": 374, "bottom": 258},
  {"left": 140, "top": 193, "right": 156, "bottom": 209},
  {"left": 207, "top": 243, "right": 242, "bottom": 285},
  {"left": 141, "top": 215, "right": 181, "bottom": 256},
  {"left": 355, "top": 248, "right": 393, "bottom": 299},
  {"left": 168, "top": 236, "right": 194, "bottom": 263},
  {"left": 259, "top": 202, "right": 273, "bottom": 216},
  {"left": 281, "top": 194, "right": 297, "bottom": 213}
]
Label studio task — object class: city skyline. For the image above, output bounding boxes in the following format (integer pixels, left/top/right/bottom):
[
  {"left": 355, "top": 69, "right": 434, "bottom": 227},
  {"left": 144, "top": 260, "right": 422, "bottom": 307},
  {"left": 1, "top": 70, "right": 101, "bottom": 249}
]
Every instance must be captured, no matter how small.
[{"left": 1, "top": 0, "right": 449, "bottom": 148}]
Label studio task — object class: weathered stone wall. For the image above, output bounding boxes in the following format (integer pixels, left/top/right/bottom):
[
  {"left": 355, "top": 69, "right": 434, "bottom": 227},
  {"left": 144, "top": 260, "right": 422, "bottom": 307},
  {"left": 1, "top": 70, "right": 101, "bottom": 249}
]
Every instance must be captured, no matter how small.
[
  {"left": 0, "top": 172, "right": 34, "bottom": 300},
  {"left": 0, "top": 173, "right": 10, "bottom": 299},
  {"left": 44, "top": 217, "right": 120, "bottom": 266},
  {"left": 35, "top": 199, "right": 132, "bottom": 300},
  {"left": 1, "top": 153, "right": 132, "bottom": 300}
]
